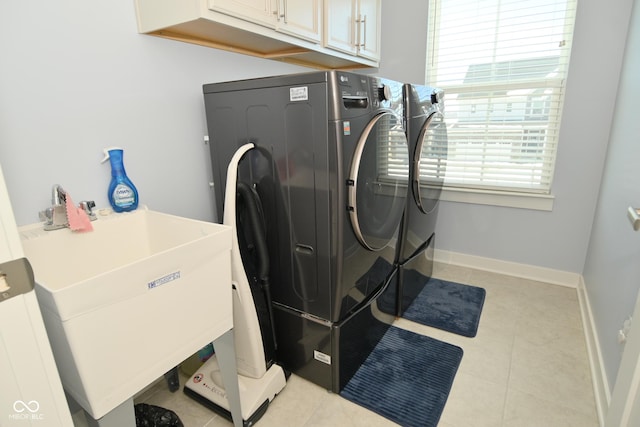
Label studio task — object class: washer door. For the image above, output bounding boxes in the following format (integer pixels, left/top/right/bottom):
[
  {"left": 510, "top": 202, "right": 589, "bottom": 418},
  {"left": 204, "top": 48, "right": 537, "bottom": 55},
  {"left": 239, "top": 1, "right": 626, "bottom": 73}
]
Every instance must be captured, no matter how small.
[
  {"left": 348, "top": 111, "right": 409, "bottom": 251},
  {"left": 412, "top": 111, "right": 447, "bottom": 214}
]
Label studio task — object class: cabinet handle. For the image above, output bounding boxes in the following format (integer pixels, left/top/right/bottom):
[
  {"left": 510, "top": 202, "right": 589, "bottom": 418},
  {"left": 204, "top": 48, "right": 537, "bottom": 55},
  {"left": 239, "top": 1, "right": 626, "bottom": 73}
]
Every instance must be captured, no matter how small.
[
  {"left": 356, "top": 15, "right": 367, "bottom": 48},
  {"left": 274, "top": 0, "right": 285, "bottom": 21},
  {"left": 628, "top": 207, "right": 640, "bottom": 231}
]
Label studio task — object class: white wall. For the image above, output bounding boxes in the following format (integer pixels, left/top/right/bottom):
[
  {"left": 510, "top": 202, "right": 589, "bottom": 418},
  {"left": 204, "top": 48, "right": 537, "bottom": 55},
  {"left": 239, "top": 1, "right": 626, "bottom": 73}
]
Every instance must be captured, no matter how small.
[
  {"left": 583, "top": 0, "right": 640, "bottom": 393},
  {"left": 0, "top": 1, "right": 306, "bottom": 226}
]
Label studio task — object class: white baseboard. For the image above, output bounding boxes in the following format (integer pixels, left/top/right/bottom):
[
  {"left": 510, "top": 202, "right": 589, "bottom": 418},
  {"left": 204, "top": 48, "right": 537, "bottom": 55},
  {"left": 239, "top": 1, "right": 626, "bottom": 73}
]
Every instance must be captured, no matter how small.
[
  {"left": 433, "top": 249, "right": 609, "bottom": 426},
  {"left": 434, "top": 249, "right": 581, "bottom": 288},
  {"left": 577, "top": 276, "right": 610, "bottom": 427}
]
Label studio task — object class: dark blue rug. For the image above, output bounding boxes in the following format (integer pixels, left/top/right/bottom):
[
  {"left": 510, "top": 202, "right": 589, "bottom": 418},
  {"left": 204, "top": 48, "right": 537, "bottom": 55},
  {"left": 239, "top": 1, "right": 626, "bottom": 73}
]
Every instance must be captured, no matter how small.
[
  {"left": 340, "top": 326, "right": 463, "bottom": 427},
  {"left": 402, "top": 271, "right": 486, "bottom": 338},
  {"left": 378, "top": 268, "right": 486, "bottom": 338}
]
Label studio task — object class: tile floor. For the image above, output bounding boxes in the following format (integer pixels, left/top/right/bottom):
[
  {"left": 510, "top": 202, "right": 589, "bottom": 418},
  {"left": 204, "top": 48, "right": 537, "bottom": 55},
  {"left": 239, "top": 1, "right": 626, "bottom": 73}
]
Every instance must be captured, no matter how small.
[{"left": 73, "top": 263, "right": 600, "bottom": 426}]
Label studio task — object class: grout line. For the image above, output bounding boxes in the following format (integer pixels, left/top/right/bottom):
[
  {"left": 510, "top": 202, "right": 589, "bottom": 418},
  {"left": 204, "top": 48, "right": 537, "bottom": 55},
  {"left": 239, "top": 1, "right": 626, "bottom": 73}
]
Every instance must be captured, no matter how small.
[{"left": 500, "top": 327, "right": 517, "bottom": 427}]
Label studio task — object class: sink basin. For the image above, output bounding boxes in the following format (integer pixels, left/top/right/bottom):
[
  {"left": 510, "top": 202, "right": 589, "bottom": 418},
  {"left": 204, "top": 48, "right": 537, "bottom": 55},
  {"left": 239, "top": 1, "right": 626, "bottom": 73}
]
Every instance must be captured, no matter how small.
[{"left": 20, "top": 208, "right": 232, "bottom": 419}]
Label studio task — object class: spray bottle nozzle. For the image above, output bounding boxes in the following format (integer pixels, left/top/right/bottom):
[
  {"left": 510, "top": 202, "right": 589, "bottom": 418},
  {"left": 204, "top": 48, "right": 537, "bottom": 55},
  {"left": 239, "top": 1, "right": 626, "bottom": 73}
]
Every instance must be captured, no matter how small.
[{"left": 101, "top": 146, "right": 123, "bottom": 164}]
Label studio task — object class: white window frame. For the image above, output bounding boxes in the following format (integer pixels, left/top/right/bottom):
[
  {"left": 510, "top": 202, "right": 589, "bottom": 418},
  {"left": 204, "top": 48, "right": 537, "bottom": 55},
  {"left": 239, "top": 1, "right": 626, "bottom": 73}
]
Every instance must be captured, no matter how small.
[{"left": 425, "top": 0, "right": 578, "bottom": 211}]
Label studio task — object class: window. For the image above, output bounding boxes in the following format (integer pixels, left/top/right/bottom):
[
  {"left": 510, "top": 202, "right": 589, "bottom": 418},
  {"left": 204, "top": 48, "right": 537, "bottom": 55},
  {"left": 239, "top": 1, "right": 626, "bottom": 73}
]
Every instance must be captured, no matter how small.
[{"left": 427, "top": 0, "right": 577, "bottom": 194}]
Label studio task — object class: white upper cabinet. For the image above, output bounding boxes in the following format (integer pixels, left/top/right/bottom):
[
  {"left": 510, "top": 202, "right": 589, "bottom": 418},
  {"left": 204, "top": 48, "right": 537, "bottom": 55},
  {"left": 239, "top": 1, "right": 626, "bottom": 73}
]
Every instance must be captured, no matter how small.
[
  {"left": 325, "top": 0, "right": 380, "bottom": 61},
  {"left": 209, "top": 0, "right": 275, "bottom": 27},
  {"left": 210, "top": 0, "right": 322, "bottom": 43},
  {"left": 135, "top": 0, "right": 379, "bottom": 68},
  {"left": 356, "top": 0, "right": 380, "bottom": 61},
  {"left": 324, "top": 0, "right": 356, "bottom": 54},
  {"left": 278, "top": 0, "right": 322, "bottom": 43}
]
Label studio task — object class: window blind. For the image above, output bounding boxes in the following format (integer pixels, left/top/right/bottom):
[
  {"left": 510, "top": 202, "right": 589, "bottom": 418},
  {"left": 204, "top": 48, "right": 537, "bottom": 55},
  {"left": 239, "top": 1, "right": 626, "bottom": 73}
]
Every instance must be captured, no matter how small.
[{"left": 427, "top": 0, "right": 577, "bottom": 193}]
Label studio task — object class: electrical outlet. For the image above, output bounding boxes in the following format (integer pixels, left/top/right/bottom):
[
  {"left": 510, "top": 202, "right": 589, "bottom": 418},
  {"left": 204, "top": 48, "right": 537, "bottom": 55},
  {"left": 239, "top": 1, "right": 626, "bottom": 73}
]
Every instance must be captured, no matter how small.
[
  {"left": 618, "top": 329, "right": 627, "bottom": 344},
  {"left": 618, "top": 316, "right": 633, "bottom": 344}
]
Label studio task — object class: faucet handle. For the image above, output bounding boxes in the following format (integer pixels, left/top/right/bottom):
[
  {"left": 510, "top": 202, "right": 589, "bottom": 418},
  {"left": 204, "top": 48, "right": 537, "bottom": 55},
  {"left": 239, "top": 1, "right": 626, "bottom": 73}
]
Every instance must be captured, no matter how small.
[
  {"left": 79, "top": 200, "right": 97, "bottom": 221},
  {"left": 39, "top": 207, "right": 54, "bottom": 224}
]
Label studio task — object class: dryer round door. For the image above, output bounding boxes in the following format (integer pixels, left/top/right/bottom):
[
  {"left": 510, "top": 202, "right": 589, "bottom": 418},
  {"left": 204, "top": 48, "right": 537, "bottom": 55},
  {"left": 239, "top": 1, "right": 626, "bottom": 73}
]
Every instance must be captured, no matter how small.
[
  {"left": 412, "top": 111, "right": 447, "bottom": 214},
  {"left": 348, "top": 111, "right": 409, "bottom": 251}
]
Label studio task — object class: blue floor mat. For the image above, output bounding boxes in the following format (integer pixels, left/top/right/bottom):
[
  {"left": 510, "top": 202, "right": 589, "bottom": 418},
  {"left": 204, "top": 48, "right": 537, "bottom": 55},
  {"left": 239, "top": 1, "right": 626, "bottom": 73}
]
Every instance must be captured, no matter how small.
[
  {"left": 402, "top": 272, "right": 486, "bottom": 338},
  {"left": 379, "top": 268, "right": 486, "bottom": 338},
  {"left": 340, "top": 326, "right": 463, "bottom": 427}
]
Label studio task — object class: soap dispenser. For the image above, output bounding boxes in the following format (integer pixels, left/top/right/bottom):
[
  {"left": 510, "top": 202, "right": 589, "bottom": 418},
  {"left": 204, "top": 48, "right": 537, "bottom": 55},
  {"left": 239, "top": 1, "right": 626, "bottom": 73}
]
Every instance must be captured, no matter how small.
[{"left": 101, "top": 147, "right": 139, "bottom": 212}]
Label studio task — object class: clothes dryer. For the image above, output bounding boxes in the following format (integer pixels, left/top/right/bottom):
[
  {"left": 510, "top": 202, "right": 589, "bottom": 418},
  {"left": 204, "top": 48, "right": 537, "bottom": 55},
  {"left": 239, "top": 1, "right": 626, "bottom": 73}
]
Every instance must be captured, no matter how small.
[
  {"left": 203, "top": 71, "right": 408, "bottom": 392},
  {"left": 391, "top": 84, "right": 448, "bottom": 316}
]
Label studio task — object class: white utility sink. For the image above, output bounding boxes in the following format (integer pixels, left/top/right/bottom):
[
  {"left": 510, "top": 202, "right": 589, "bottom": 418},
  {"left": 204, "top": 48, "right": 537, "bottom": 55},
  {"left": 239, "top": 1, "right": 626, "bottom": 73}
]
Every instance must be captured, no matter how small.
[{"left": 20, "top": 208, "right": 232, "bottom": 420}]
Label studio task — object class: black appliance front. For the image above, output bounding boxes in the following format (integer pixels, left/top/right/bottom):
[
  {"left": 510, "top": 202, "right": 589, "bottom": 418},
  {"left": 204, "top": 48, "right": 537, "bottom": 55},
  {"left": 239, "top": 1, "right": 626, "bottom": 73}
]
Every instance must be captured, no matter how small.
[
  {"left": 392, "top": 84, "right": 448, "bottom": 317},
  {"left": 273, "top": 271, "right": 396, "bottom": 393},
  {"left": 203, "top": 71, "right": 407, "bottom": 392}
]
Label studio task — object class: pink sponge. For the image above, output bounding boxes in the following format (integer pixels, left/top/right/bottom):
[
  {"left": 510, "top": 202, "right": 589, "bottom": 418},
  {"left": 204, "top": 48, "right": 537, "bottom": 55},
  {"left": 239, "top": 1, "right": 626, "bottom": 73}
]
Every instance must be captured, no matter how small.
[{"left": 65, "top": 193, "right": 94, "bottom": 232}]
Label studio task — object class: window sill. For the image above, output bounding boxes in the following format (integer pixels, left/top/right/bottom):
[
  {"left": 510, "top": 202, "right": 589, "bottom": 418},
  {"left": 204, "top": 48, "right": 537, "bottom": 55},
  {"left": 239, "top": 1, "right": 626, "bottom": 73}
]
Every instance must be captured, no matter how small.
[{"left": 440, "top": 187, "right": 554, "bottom": 211}]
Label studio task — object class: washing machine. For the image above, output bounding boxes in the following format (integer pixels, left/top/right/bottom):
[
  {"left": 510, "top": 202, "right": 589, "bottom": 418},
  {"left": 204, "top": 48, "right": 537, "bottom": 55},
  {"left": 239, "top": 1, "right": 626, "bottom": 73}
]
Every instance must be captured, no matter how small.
[
  {"left": 203, "top": 71, "right": 408, "bottom": 392},
  {"left": 390, "top": 84, "right": 448, "bottom": 317}
]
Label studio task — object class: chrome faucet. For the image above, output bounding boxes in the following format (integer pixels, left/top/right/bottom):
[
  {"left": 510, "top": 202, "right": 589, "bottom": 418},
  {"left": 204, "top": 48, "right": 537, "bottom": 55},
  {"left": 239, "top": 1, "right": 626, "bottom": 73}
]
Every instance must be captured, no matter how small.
[
  {"left": 39, "top": 185, "right": 96, "bottom": 231},
  {"left": 52, "top": 184, "right": 66, "bottom": 207}
]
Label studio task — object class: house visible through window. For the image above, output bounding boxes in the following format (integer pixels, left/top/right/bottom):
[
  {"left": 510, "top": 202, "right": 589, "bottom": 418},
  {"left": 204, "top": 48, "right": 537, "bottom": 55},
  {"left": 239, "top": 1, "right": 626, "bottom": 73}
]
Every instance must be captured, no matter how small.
[{"left": 425, "top": 0, "right": 577, "bottom": 194}]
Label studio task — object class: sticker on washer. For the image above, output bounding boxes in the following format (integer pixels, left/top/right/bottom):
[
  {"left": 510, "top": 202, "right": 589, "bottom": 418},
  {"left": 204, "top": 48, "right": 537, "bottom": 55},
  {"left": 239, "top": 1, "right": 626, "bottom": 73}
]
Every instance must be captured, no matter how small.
[
  {"left": 290, "top": 86, "right": 308, "bottom": 101},
  {"left": 343, "top": 121, "right": 351, "bottom": 135},
  {"left": 314, "top": 350, "right": 331, "bottom": 365}
]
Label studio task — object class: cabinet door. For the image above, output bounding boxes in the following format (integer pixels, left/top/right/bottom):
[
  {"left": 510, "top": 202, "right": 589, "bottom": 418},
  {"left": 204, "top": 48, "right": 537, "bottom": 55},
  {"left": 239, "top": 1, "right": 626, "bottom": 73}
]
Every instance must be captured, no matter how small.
[
  {"left": 209, "top": 0, "right": 276, "bottom": 28},
  {"left": 356, "top": 0, "right": 380, "bottom": 61},
  {"left": 324, "top": 0, "right": 357, "bottom": 55},
  {"left": 278, "top": 0, "right": 322, "bottom": 43}
]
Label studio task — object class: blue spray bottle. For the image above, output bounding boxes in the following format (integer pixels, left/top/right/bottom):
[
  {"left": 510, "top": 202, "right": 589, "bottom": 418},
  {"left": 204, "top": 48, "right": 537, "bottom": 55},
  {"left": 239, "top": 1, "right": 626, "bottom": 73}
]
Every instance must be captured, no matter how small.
[{"left": 101, "top": 147, "right": 139, "bottom": 212}]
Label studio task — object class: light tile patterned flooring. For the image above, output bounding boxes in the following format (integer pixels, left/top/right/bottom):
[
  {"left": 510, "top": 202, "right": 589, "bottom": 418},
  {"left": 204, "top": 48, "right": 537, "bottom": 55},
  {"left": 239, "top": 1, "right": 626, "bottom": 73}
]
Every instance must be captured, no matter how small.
[{"left": 74, "top": 263, "right": 600, "bottom": 426}]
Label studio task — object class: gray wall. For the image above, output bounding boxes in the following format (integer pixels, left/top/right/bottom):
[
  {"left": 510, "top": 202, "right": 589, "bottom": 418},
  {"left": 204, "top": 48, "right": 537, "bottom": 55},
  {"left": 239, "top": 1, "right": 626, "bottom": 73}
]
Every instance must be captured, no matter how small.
[
  {"left": 0, "top": 1, "right": 306, "bottom": 225},
  {"left": 583, "top": 0, "right": 640, "bottom": 391},
  {"left": 377, "top": 0, "right": 429, "bottom": 85},
  {"left": 379, "top": 0, "right": 633, "bottom": 274}
]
